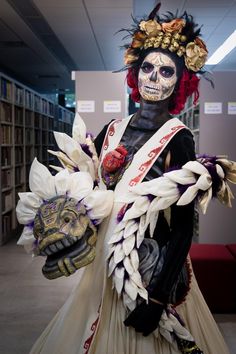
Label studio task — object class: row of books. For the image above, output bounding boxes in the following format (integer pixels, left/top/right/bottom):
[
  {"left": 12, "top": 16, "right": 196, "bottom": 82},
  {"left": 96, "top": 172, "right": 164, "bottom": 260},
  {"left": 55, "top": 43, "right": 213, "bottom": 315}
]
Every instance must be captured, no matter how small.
[
  {"left": 15, "top": 147, "right": 23, "bottom": 164},
  {"left": 25, "top": 90, "right": 34, "bottom": 110},
  {"left": 15, "top": 107, "right": 23, "bottom": 125},
  {"left": 15, "top": 85, "right": 24, "bottom": 106},
  {"left": 15, "top": 166, "right": 23, "bottom": 185},
  {"left": 1, "top": 78, "right": 12, "bottom": 101},
  {"left": 1, "top": 147, "right": 11, "bottom": 166},
  {"left": 2, "top": 191, "right": 12, "bottom": 211},
  {"left": 2, "top": 169, "right": 11, "bottom": 189},
  {"left": 2, "top": 211, "right": 12, "bottom": 236},
  {"left": 1, "top": 125, "right": 12, "bottom": 144},
  {"left": 0, "top": 102, "right": 12, "bottom": 122}
]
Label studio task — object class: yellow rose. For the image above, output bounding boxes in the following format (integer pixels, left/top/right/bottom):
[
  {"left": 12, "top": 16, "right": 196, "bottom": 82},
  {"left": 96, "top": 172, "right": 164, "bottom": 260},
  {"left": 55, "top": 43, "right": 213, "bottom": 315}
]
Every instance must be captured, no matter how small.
[
  {"left": 162, "top": 19, "right": 186, "bottom": 33},
  {"left": 139, "top": 20, "right": 162, "bottom": 36},
  {"left": 184, "top": 42, "right": 208, "bottom": 72},
  {"left": 195, "top": 37, "right": 208, "bottom": 52}
]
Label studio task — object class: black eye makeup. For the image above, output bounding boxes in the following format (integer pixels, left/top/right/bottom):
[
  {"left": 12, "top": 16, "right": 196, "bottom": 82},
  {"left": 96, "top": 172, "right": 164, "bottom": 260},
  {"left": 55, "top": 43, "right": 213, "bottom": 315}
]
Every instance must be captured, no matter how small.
[
  {"left": 141, "top": 62, "right": 154, "bottom": 73},
  {"left": 159, "top": 66, "right": 175, "bottom": 78}
]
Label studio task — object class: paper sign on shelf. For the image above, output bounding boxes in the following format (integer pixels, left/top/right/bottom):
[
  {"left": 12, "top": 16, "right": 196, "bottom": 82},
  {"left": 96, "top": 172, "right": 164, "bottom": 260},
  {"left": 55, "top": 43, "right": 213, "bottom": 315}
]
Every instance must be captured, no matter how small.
[
  {"left": 104, "top": 100, "right": 121, "bottom": 113},
  {"left": 228, "top": 102, "right": 236, "bottom": 115},
  {"left": 204, "top": 102, "right": 222, "bottom": 114},
  {"left": 77, "top": 100, "right": 95, "bottom": 113}
]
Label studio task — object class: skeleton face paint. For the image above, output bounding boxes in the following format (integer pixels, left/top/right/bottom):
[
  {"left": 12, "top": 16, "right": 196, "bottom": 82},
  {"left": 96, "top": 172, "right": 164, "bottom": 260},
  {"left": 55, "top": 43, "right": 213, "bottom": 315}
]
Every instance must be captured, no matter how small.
[{"left": 138, "top": 52, "right": 177, "bottom": 102}]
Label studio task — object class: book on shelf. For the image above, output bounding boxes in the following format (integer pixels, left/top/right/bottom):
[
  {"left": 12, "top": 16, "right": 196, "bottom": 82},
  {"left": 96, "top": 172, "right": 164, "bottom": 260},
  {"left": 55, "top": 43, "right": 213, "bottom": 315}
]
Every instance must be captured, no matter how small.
[
  {"left": 0, "top": 125, "right": 12, "bottom": 144},
  {"left": 15, "top": 127, "right": 23, "bottom": 145},
  {"left": 34, "top": 95, "right": 41, "bottom": 112},
  {"left": 15, "top": 146, "right": 23, "bottom": 164},
  {"left": 42, "top": 132, "right": 48, "bottom": 145},
  {"left": 14, "top": 85, "right": 23, "bottom": 105},
  {"left": 1, "top": 78, "right": 12, "bottom": 101},
  {"left": 0, "top": 102, "right": 12, "bottom": 122},
  {"left": 1, "top": 147, "right": 12, "bottom": 166},
  {"left": 2, "top": 191, "right": 12, "bottom": 211},
  {"left": 2, "top": 211, "right": 12, "bottom": 236},
  {"left": 34, "top": 129, "right": 41, "bottom": 145},
  {"left": 25, "top": 128, "right": 33, "bottom": 145},
  {"left": 1, "top": 169, "right": 12, "bottom": 189},
  {"left": 25, "top": 90, "right": 33, "bottom": 109},
  {"left": 15, "top": 166, "right": 23, "bottom": 185},
  {"left": 34, "top": 113, "right": 40, "bottom": 128},
  {"left": 14, "top": 107, "right": 23, "bottom": 125},
  {"left": 48, "top": 117, "right": 54, "bottom": 130},
  {"left": 25, "top": 110, "right": 33, "bottom": 126},
  {"left": 25, "top": 146, "right": 33, "bottom": 163}
]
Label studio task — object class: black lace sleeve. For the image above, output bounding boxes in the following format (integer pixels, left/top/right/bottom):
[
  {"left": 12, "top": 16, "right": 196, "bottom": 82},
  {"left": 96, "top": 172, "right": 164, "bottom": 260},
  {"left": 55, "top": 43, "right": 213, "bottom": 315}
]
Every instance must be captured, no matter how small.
[{"left": 151, "top": 129, "right": 196, "bottom": 304}]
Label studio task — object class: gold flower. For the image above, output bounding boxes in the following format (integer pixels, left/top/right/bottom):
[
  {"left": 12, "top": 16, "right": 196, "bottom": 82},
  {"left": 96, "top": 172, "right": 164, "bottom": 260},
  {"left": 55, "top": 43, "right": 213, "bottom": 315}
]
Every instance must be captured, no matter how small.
[
  {"left": 184, "top": 41, "right": 208, "bottom": 72},
  {"left": 139, "top": 19, "right": 162, "bottom": 36},
  {"left": 162, "top": 19, "right": 186, "bottom": 33},
  {"left": 195, "top": 37, "right": 208, "bottom": 52},
  {"left": 124, "top": 48, "right": 139, "bottom": 65}
]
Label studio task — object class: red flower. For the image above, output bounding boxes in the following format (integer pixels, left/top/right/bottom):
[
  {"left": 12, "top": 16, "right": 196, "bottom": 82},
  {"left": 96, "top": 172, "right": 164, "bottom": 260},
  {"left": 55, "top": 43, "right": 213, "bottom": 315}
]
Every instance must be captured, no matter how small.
[{"left": 102, "top": 146, "right": 128, "bottom": 173}]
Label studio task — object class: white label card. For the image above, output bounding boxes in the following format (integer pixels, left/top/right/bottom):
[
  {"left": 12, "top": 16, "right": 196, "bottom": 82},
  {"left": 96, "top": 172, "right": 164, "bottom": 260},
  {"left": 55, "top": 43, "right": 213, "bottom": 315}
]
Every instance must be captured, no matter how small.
[
  {"left": 104, "top": 100, "right": 121, "bottom": 113},
  {"left": 204, "top": 102, "right": 222, "bottom": 114},
  {"left": 228, "top": 102, "right": 236, "bottom": 115},
  {"left": 77, "top": 100, "right": 95, "bottom": 113}
]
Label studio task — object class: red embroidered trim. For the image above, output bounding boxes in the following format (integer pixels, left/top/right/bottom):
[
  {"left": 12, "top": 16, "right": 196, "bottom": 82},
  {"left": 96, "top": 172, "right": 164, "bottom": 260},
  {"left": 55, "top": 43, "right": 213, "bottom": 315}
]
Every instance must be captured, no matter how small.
[
  {"left": 102, "top": 119, "right": 122, "bottom": 152},
  {"left": 83, "top": 309, "right": 100, "bottom": 354},
  {"left": 129, "top": 125, "right": 185, "bottom": 186}
]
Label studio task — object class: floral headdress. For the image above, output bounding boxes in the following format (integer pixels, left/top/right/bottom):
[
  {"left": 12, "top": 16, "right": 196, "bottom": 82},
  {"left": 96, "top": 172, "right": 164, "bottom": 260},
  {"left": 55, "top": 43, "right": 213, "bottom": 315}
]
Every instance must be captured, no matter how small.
[{"left": 123, "top": 3, "right": 208, "bottom": 73}]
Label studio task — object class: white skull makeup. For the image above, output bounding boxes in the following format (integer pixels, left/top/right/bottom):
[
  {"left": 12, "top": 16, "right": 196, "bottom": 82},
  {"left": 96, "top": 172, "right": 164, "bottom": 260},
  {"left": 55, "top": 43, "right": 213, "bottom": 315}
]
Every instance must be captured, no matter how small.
[{"left": 138, "top": 52, "right": 178, "bottom": 102}]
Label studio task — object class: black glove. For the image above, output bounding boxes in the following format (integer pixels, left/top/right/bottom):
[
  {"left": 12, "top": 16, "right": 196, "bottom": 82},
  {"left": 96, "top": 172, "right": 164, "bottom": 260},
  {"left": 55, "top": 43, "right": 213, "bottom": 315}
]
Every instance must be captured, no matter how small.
[{"left": 124, "top": 300, "right": 164, "bottom": 336}]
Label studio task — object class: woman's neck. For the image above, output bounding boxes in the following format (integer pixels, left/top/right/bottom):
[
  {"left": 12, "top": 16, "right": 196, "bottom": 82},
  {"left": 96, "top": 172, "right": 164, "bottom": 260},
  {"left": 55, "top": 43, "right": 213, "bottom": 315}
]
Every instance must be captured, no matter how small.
[{"left": 131, "top": 99, "right": 172, "bottom": 130}]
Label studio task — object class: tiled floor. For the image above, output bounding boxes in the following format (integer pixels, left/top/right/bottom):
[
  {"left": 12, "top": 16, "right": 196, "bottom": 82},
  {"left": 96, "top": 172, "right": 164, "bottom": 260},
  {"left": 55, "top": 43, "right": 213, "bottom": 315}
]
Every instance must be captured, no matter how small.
[{"left": 0, "top": 237, "right": 235, "bottom": 354}]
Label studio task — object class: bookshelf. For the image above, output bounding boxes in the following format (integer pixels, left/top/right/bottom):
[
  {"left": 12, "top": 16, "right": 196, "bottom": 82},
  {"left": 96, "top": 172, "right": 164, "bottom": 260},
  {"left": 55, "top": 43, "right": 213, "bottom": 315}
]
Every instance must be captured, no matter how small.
[{"left": 0, "top": 73, "right": 74, "bottom": 245}]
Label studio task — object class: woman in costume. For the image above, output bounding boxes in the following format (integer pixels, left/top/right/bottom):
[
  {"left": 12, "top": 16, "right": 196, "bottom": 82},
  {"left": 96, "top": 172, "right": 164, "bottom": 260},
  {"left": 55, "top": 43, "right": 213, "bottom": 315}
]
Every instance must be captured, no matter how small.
[{"left": 16, "top": 4, "right": 235, "bottom": 354}]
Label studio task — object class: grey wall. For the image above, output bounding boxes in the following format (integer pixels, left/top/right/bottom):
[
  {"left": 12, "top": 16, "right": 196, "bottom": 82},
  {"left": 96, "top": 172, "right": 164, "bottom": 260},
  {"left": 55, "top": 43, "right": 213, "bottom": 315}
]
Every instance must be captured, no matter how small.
[
  {"left": 199, "top": 72, "right": 236, "bottom": 244},
  {"left": 74, "top": 71, "right": 127, "bottom": 136}
]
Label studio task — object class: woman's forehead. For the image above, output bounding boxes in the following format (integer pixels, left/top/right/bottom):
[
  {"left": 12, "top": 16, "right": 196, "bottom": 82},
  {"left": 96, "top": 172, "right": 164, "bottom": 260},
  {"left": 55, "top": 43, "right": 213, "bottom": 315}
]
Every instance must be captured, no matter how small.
[{"left": 143, "top": 52, "right": 176, "bottom": 68}]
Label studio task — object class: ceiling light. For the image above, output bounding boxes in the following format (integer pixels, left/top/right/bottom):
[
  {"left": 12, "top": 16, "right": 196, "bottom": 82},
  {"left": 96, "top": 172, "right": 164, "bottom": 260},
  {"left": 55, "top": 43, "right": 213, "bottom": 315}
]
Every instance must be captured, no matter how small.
[{"left": 206, "top": 30, "right": 236, "bottom": 65}]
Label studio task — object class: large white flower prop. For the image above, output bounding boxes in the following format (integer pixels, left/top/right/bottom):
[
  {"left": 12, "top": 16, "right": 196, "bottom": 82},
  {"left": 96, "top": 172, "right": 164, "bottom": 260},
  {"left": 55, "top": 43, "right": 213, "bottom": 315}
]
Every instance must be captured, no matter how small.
[
  {"left": 16, "top": 158, "right": 113, "bottom": 253},
  {"left": 108, "top": 155, "right": 236, "bottom": 310},
  {"left": 48, "top": 112, "right": 99, "bottom": 180}
]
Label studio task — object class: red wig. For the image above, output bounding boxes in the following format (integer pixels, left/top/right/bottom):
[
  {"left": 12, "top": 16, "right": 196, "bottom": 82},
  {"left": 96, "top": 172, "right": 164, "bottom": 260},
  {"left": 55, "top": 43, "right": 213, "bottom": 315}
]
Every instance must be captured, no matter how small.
[{"left": 126, "top": 67, "right": 200, "bottom": 115}]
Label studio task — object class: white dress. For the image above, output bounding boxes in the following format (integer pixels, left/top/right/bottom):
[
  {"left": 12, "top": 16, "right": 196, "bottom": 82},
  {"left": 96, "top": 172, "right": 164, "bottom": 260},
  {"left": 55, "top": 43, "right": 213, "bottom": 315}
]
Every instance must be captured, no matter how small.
[{"left": 30, "top": 117, "right": 230, "bottom": 354}]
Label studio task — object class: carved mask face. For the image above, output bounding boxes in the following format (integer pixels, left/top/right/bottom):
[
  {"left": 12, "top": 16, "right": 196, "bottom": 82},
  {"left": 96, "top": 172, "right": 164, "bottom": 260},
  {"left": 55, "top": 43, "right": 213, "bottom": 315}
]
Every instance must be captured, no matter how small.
[
  {"left": 138, "top": 52, "right": 177, "bottom": 102},
  {"left": 33, "top": 196, "right": 97, "bottom": 279}
]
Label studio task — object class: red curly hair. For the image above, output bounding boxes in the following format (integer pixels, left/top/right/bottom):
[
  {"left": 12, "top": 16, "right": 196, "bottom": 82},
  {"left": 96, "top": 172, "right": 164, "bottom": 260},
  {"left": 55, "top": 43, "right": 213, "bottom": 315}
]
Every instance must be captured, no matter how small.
[{"left": 127, "top": 67, "right": 200, "bottom": 115}]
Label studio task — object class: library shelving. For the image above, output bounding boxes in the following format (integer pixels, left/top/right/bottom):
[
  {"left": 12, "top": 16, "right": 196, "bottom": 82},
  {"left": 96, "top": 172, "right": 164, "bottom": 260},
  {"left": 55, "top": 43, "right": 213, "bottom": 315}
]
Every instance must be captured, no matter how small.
[{"left": 0, "top": 73, "right": 74, "bottom": 245}]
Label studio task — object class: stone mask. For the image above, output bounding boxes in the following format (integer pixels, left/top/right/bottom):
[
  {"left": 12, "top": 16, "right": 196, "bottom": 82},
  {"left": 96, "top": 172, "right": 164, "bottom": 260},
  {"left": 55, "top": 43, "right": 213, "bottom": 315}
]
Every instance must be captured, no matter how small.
[
  {"left": 138, "top": 51, "right": 177, "bottom": 102},
  {"left": 33, "top": 196, "right": 97, "bottom": 279}
]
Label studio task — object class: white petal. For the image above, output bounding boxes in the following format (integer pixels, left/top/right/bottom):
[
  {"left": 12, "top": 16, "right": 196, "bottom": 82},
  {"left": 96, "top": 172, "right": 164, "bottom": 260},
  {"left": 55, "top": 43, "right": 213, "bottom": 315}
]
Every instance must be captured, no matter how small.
[
  {"left": 138, "top": 214, "right": 148, "bottom": 235},
  {"left": 150, "top": 195, "right": 179, "bottom": 211},
  {"left": 114, "top": 220, "right": 126, "bottom": 233},
  {"left": 124, "top": 256, "right": 134, "bottom": 275},
  {"left": 49, "top": 165, "right": 64, "bottom": 172},
  {"left": 106, "top": 245, "right": 116, "bottom": 260},
  {"left": 137, "top": 286, "right": 148, "bottom": 300},
  {"left": 48, "top": 150, "right": 77, "bottom": 168},
  {"left": 123, "top": 234, "right": 135, "bottom": 256},
  {"left": 149, "top": 211, "right": 159, "bottom": 238},
  {"left": 83, "top": 190, "right": 113, "bottom": 221},
  {"left": 123, "top": 196, "right": 150, "bottom": 221},
  {"left": 114, "top": 267, "right": 125, "bottom": 295},
  {"left": 136, "top": 229, "right": 145, "bottom": 249},
  {"left": 124, "top": 278, "right": 138, "bottom": 301},
  {"left": 72, "top": 112, "right": 86, "bottom": 143},
  {"left": 195, "top": 174, "right": 212, "bottom": 191},
  {"left": 164, "top": 169, "right": 196, "bottom": 185},
  {"left": 17, "top": 226, "right": 35, "bottom": 253},
  {"left": 123, "top": 293, "right": 136, "bottom": 311},
  {"left": 198, "top": 188, "right": 213, "bottom": 214},
  {"left": 124, "top": 220, "right": 138, "bottom": 238},
  {"left": 183, "top": 160, "right": 209, "bottom": 175},
  {"left": 108, "top": 230, "right": 124, "bottom": 245},
  {"left": 67, "top": 172, "right": 93, "bottom": 201},
  {"left": 114, "top": 243, "right": 125, "bottom": 264},
  {"left": 130, "top": 271, "right": 143, "bottom": 288},
  {"left": 108, "top": 256, "right": 116, "bottom": 276},
  {"left": 54, "top": 131, "right": 91, "bottom": 168},
  {"left": 18, "top": 192, "right": 42, "bottom": 210},
  {"left": 54, "top": 169, "right": 70, "bottom": 196},
  {"left": 130, "top": 249, "right": 139, "bottom": 272},
  {"left": 216, "top": 164, "right": 225, "bottom": 179},
  {"left": 16, "top": 200, "right": 37, "bottom": 225},
  {"left": 177, "top": 185, "right": 198, "bottom": 206},
  {"left": 29, "top": 158, "right": 56, "bottom": 199}
]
